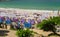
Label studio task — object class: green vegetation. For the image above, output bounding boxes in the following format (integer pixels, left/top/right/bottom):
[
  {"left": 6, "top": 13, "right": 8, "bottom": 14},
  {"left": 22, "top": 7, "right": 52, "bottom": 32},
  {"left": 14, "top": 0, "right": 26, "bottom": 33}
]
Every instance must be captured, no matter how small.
[
  {"left": 16, "top": 29, "right": 36, "bottom": 37},
  {"left": 49, "top": 16, "right": 60, "bottom": 25},
  {"left": 37, "top": 16, "right": 60, "bottom": 34}
]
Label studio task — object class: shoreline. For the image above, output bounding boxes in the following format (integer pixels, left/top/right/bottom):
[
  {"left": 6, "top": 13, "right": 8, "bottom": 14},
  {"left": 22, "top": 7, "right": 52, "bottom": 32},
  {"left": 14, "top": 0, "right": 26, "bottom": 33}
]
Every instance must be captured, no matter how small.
[
  {"left": 0, "top": 7, "right": 59, "bottom": 11},
  {"left": 0, "top": 8, "right": 59, "bottom": 14},
  {"left": 0, "top": 8, "right": 59, "bottom": 11}
]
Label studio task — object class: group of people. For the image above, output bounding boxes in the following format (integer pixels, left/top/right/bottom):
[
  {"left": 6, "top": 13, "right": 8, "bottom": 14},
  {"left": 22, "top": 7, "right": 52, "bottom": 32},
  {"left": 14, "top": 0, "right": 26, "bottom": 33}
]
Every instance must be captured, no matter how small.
[{"left": 0, "top": 16, "right": 41, "bottom": 29}]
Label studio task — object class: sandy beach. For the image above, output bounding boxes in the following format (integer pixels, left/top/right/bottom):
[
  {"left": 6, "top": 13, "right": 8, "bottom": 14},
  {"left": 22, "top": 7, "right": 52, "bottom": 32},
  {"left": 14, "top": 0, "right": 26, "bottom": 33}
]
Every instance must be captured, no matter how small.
[
  {"left": 0, "top": 0, "right": 60, "bottom": 37},
  {"left": 0, "top": 28, "right": 60, "bottom": 37},
  {"left": 0, "top": 8, "right": 60, "bottom": 37}
]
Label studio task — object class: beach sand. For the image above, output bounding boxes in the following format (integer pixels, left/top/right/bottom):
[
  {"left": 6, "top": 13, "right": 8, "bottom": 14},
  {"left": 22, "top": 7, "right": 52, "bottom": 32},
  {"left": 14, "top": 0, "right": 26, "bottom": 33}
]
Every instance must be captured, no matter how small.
[
  {"left": 0, "top": 28, "right": 17, "bottom": 37},
  {"left": 0, "top": 28, "right": 60, "bottom": 37}
]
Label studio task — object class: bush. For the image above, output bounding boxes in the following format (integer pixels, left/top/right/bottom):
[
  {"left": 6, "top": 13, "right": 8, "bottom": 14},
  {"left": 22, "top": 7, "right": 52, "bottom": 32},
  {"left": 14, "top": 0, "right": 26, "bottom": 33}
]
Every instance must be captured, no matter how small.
[
  {"left": 37, "top": 17, "right": 58, "bottom": 33},
  {"left": 16, "top": 29, "right": 35, "bottom": 37},
  {"left": 37, "top": 19, "right": 56, "bottom": 31}
]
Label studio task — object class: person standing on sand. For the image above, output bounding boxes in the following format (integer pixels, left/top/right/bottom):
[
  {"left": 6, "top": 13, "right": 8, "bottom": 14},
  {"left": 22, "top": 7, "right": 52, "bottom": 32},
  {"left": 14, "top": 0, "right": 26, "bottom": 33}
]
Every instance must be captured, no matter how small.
[
  {"left": 0, "top": 16, "right": 4, "bottom": 28},
  {"left": 1, "top": 16, "right": 5, "bottom": 28},
  {"left": 5, "top": 17, "right": 12, "bottom": 29},
  {"left": 20, "top": 18, "right": 25, "bottom": 29},
  {"left": 16, "top": 18, "right": 21, "bottom": 29},
  {"left": 24, "top": 19, "right": 32, "bottom": 28},
  {"left": 10, "top": 17, "right": 15, "bottom": 29}
]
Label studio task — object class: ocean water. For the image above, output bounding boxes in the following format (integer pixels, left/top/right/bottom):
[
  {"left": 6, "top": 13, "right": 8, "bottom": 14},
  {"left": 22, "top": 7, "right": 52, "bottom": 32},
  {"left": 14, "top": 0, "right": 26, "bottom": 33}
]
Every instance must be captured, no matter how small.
[{"left": 0, "top": 0, "right": 60, "bottom": 10}]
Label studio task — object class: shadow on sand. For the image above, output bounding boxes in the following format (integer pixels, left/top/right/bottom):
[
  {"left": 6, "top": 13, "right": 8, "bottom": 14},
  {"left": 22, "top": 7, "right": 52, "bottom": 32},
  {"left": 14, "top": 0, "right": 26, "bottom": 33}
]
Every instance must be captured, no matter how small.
[
  {"left": 0, "top": 30, "right": 9, "bottom": 36},
  {"left": 48, "top": 33, "right": 60, "bottom": 36}
]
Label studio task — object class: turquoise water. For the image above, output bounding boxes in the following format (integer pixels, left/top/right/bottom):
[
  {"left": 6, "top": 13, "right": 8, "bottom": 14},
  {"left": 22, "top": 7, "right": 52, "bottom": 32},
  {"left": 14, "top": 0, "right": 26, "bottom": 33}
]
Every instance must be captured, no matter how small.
[{"left": 0, "top": 0, "right": 60, "bottom": 10}]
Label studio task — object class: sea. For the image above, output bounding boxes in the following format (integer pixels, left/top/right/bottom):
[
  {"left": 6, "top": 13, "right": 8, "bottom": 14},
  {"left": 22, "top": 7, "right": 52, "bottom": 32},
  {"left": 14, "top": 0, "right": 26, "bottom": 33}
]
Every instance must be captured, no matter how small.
[{"left": 0, "top": 0, "right": 60, "bottom": 10}]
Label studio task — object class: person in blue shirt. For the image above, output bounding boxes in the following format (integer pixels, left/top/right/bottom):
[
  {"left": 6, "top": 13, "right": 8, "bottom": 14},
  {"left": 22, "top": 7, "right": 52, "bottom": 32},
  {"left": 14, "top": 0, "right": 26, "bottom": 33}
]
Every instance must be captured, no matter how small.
[
  {"left": 5, "top": 17, "right": 12, "bottom": 29},
  {"left": 6, "top": 19, "right": 11, "bottom": 25},
  {"left": 24, "top": 19, "right": 31, "bottom": 28}
]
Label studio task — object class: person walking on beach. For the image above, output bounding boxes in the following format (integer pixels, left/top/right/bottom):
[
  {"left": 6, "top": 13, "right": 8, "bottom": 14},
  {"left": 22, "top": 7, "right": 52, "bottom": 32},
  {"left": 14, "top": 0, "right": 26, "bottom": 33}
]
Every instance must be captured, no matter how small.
[{"left": 20, "top": 18, "right": 25, "bottom": 29}]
